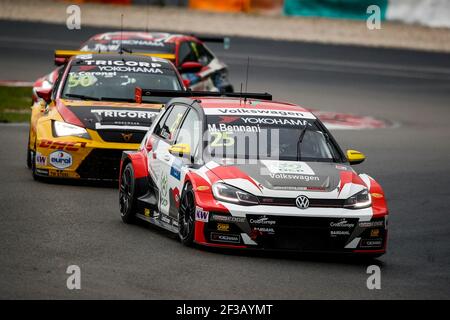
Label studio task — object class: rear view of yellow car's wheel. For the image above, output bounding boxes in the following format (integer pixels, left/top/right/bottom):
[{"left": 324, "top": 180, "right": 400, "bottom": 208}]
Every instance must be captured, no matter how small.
[{"left": 26, "top": 136, "right": 32, "bottom": 169}]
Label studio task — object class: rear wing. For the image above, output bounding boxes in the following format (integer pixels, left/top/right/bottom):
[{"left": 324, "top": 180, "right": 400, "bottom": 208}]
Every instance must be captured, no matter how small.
[
  {"left": 54, "top": 50, "right": 176, "bottom": 66},
  {"left": 134, "top": 87, "right": 271, "bottom": 104}
]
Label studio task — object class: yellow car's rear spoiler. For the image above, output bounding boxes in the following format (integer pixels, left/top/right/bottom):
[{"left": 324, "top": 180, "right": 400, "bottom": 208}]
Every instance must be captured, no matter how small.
[{"left": 54, "top": 50, "right": 176, "bottom": 66}]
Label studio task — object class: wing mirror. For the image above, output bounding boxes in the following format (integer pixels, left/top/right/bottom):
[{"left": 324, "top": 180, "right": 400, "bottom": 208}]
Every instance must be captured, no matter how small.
[
  {"left": 35, "top": 88, "right": 52, "bottom": 103},
  {"left": 182, "top": 79, "right": 191, "bottom": 88},
  {"left": 145, "top": 138, "right": 153, "bottom": 152},
  {"left": 168, "top": 143, "right": 191, "bottom": 159},
  {"left": 54, "top": 57, "right": 67, "bottom": 66},
  {"left": 346, "top": 149, "right": 366, "bottom": 165},
  {"left": 179, "top": 62, "right": 203, "bottom": 73}
]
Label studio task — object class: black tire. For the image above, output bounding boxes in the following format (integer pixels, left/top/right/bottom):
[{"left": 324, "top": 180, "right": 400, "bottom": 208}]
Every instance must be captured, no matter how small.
[
  {"left": 26, "top": 135, "right": 32, "bottom": 169},
  {"left": 119, "top": 163, "right": 137, "bottom": 224},
  {"left": 30, "top": 149, "right": 39, "bottom": 180},
  {"left": 178, "top": 183, "right": 196, "bottom": 246}
]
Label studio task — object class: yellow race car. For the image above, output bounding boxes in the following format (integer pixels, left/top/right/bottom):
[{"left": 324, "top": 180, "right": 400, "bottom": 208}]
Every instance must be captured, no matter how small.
[{"left": 28, "top": 52, "right": 187, "bottom": 181}]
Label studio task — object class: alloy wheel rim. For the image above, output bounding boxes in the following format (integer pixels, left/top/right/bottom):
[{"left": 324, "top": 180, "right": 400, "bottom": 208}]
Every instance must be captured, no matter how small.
[
  {"left": 179, "top": 190, "right": 194, "bottom": 239},
  {"left": 119, "top": 169, "right": 132, "bottom": 216}
]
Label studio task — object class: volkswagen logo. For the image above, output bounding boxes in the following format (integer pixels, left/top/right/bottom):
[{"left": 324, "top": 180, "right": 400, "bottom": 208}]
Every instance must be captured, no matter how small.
[{"left": 296, "top": 195, "right": 310, "bottom": 209}]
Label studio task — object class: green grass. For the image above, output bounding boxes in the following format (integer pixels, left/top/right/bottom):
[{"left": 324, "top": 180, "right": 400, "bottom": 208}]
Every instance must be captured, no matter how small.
[{"left": 0, "top": 86, "right": 33, "bottom": 122}]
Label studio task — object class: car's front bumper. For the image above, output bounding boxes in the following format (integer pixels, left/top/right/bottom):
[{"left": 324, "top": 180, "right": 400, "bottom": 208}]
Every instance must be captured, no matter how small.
[{"left": 196, "top": 211, "right": 387, "bottom": 255}]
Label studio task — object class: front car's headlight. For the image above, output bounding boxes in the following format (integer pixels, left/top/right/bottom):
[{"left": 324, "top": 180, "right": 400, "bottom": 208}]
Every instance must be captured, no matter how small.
[
  {"left": 212, "top": 182, "right": 259, "bottom": 206},
  {"left": 53, "top": 121, "right": 90, "bottom": 139},
  {"left": 344, "top": 189, "right": 372, "bottom": 209}
]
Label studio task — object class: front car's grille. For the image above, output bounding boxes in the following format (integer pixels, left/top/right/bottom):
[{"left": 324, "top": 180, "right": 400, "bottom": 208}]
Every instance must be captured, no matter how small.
[
  {"left": 76, "top": 149, "right": 124, "bottom": 180},
  {"left": 258, "top": 197, "right": 346, "bottom": 208},
  {"left": 246, "top": 215, "right": 359, "bottom": 251},
  {"left": 97, "top": 130, "right": 146, "bottom": 143}
]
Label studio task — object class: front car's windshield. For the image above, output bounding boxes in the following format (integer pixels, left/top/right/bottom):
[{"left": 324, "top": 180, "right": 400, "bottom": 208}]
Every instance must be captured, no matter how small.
[
  {"left": 204, "top": 107, "right": 343, "bottom": 163},
  {"left": 61, "top": 57, "right": 182, "bottom": 103}
]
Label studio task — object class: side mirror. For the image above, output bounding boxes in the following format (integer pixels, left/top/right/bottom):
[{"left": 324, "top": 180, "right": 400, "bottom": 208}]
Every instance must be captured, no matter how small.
[
  {"left": 145, "top": 138, "right": 153, "bottom": 152},
  {"left": 54, "top": 57, "right": 67, "bottom": 66},
  {"left": 346, "top": 149, "right": 366, "bottom": 165},
  {"left": 36, "top": 88, "right": 52, "bottom": 103},
  {"left": 168, "top": 143, "right": 191, "bottom": 159},
  {"left": 182, "top": 79, "right": 191, "bottom": 88},
  {"left": 179, "top": 61, "right": 203, "bottom": 73}
]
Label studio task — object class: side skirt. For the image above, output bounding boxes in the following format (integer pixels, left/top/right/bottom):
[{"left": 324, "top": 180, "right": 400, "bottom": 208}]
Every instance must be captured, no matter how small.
[{"left": 136, "top": 212, "right": 178, "bottom": 234}]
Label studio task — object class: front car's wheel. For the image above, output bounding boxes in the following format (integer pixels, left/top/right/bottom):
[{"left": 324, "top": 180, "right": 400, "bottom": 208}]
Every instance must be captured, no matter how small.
[
  {"left": 119, "top": 163, "right": 137, "bottom": 224},
  {"left": 26, "top": 136, "right": 32, "bottom": 169},
  {"left": 178, "top": 183, "right": 196, "bottom": 246}
]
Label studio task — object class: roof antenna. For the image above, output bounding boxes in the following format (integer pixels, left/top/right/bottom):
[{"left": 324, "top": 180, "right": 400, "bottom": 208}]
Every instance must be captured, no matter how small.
[
  {"left": 244, "top": 56, "right": 250, "bottom": 104},
  {"left": 119, "top": 14, "right": 124, "bottom": 54},
  {"left": 239, "top": 83, "right": 243, "bottom": 106}
]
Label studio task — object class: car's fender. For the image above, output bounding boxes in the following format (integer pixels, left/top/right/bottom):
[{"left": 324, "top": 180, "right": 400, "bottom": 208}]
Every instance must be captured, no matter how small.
[{"left": 359, "top": 173, "right": 388, "bottom": 218}]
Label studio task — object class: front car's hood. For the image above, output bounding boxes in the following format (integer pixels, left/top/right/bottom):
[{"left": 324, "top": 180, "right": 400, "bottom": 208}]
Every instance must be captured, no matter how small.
[
  {"left": 61, "top": 99, "right": 162, "bottom": 131},
  {"left": 204, "top": 159, "right": 368, "bottom": 200}
]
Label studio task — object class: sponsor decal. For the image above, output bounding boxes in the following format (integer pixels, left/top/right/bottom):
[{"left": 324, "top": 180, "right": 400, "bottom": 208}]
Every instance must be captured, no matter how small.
[
  {"left": 358, "top": 220, "right": 384, "bottom": 228},
  {"left": 48, "top": 170, "right": 70, "bottom": 178},
  {"left": 160, "top": 173, "right": 168, "bottom": 207},
  {"left": 208, "top": 123, "right": 260, "bottom": 133},
  {"left": 269, "top": 173, "right": 319, "bottom": 181},
  {"left": 204, "top": 108, "right": 315, "bottom": 119},
  {"left": 370, "top": 229, "right": 380, "bottom": 237},
  {"left": 83, "top": 60, "right": 164, "bottom": 74},
  {"left": 99, "top": 66, "right": 163, "bottom": 74},
  {"left": 242, "top": 117, "right": 310, "bottom": 127},
  {"left": 335, "top": 165, "right": 348, "bottom": 171},
  {"left": 91, "top": 109, "right": 157, "bottom": 119},
  {"left": 110, "top": 39, "right": 165, "bottom": 47},
  {"left": 249, "top": 215, "right": 276, "bottom": 226},
  {"left": 161, "top": 215, "right": 171, "bottom": 224},
  {"left": 195, "top": 207, "right": 209, "bottom": 222},
  {"left": 84, "top": 60, "right": 163, "bottom": 68},
  {"left": 360, "top": 239, "right": 383, "bottom": 248},
  {"left": 77, "top": 54, "right": 93, "bottom": 60},
  {"left": 210, "top": 215, "right": 245, "bottom": 223},
  {"left": 253, "top": 227, "right": 275, "bottom": 234},
  {"left": 262, "top": 160, "right": 315, "bottom": 176},
  {"left": 170, "top": 164, "right": 181, "bottom": 181},
  {"left": 330, "top": 230, "right": 350, "bottom": 237},
  {"left": 144, "top": 208, "right": 151, "bottom": 217},
  {"left": 210, "top": 232, "right": 240, "bottom": 244},
  {"left": 330, "top": 219, "right": 355, "bottom": 228},
  {"left": 217, "top": 223, "right": 230, "bottom": 232},
  {"left": 39, "top": 140, "right": 86, "bottom": 151},
  {"left": 49, "top": 151, "right": 72, "bottom": 169},
  {"left": 35, "top": 168, "right": 49, "bottom": 176},
  {"left": 172, "top": 187, "right": 180, "bottom": 208},
  {"left": 35, "top": 152, "right": 47, "bottom": 166}
]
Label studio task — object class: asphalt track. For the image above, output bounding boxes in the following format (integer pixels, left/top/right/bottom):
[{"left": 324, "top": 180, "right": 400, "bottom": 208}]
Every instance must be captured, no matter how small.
[{"left": 0, "top": 20, "right": 449, "bottom": 299}]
